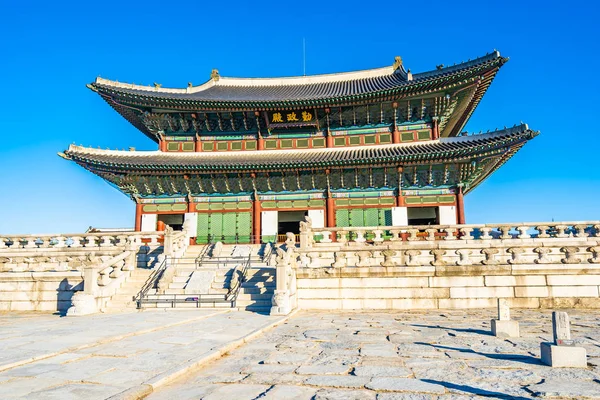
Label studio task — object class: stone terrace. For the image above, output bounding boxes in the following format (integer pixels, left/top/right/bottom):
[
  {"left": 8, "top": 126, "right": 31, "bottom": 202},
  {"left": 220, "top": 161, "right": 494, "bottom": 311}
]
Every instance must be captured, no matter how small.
[{"left": 149, "top": 309, "right": 600, "bottom": 400}]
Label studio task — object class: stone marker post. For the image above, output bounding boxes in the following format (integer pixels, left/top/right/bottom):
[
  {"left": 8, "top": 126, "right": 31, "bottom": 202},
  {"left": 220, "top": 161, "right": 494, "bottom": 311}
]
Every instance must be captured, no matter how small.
[
  {"left": 490, "top": 299, "right": 519, "bottom": 337},
  {"left": 540, "top": 311, "right": 587, "bottom": 367}
]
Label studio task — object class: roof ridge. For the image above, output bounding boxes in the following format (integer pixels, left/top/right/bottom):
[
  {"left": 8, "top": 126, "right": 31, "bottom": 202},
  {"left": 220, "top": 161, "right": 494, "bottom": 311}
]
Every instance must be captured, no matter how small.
[{"left": 91, "top": 50, "right": 503, "bottom": 94}]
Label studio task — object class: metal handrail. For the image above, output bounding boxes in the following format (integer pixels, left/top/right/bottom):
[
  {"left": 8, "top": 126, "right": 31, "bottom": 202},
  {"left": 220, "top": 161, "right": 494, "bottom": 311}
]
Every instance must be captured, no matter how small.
[
  {"left": 134, "top": 256, "right": 168, "bottom": 308},
  {"left": 194, "top": 242, "right": 213, "bottom": 268},
  {"left": 225, "top": 254, "right": 251, "bottom": 306}
]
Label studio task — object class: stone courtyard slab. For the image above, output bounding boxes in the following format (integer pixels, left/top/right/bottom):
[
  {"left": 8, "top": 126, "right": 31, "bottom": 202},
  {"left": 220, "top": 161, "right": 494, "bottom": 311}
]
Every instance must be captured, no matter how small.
[
  {"left": 0, "top": 310, "right": 287, "bottom": 399},
  {"left": 148, "top": 309, "right": 600, "bottom": 400}
]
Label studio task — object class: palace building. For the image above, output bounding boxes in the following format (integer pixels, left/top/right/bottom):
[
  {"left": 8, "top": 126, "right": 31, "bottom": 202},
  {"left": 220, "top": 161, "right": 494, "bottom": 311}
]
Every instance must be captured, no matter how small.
[{"left": 61, "top": 51, "right": 538, "bottom": 244}]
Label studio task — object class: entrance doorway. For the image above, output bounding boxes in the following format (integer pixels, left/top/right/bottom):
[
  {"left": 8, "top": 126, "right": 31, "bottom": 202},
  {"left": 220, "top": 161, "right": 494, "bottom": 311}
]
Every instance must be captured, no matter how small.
[
  {"left": 407, "top": 207, "right": 439, "bottom": 225},
  {"left": 157, "top": 214, "right": 184, "bottom": 231},
  {"left": 277, "top": 211, "right": 307, "bottom": 236}
]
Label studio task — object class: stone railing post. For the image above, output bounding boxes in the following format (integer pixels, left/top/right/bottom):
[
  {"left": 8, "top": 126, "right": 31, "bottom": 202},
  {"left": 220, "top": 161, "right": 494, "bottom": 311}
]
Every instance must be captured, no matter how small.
[
  {"left": 163, "top": 226, "right": 174, "bottom": 256},
  {"left": 516, "top": 226, "right": 531, "bottom": 239},
  {"left": 66, "top": 265, "right": 100, "bottom": 316},
  {"left": 271, "top": 246, "right": 294, "bottom": 316}
]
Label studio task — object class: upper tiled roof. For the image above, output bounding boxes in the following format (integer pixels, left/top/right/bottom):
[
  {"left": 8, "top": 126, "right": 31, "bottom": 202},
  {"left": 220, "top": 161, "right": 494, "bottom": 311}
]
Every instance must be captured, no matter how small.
[
  {"left": 89, "top": 51, "right": 505, "bottom": 108},
  {"left": 62, "top": 124, "right": 537, "bottom": 173}
]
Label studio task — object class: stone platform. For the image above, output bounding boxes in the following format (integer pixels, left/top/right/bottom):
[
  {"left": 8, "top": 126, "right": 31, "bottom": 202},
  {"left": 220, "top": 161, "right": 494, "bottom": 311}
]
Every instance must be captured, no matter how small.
[
  {"left": 0, "top": 310, "right": 287, "bottom": 399},
  {"left": 149, "top": 309, "right": 600, "bottom": 400},
  {"left": 0, "top": 309, "right": 599, "bottom": 399}
]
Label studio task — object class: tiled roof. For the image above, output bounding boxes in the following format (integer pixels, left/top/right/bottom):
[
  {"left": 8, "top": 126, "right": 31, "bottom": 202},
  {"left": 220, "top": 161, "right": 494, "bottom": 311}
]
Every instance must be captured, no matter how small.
[
  {"left": 62, "top": 124, "right": 537, "bottom": 173},
  {"left": 90, "top": 52, "right": 505, "bottom": 108}
]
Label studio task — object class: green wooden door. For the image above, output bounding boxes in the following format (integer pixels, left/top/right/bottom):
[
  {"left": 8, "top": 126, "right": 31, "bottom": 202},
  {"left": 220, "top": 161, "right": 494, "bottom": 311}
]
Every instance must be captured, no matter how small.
[{"left": 196, "top": 213, "right": 210, "bottom": 244}]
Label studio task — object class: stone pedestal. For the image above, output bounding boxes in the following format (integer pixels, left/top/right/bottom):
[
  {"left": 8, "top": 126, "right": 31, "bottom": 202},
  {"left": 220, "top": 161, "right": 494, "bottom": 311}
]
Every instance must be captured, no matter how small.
[
  {"left": 540, "top": 342, "right": 587, "bottom": 367},
  {"left": 66, "top": 292, "right": 97, "bottom": 316},
  {"left": 270, "top": 290, "right": 292, "bottom": 316},
  {"left": 491, "top": 319, "right": 520, "bottom": 338}
]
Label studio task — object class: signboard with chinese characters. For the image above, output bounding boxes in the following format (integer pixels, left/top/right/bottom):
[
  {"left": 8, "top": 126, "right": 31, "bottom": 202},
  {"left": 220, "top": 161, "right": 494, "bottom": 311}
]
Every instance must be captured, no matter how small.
[{"left": 265, "top": 109, "right": 317, "bottom": 127}]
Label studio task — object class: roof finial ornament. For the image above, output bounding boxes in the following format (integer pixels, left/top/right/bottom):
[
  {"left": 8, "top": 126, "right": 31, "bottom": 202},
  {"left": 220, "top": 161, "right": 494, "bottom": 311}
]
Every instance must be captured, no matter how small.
[
  {"left": 188, "top": 82, "right": 193, "bottom": 88},
  {"left": 153, "top": 82, "right": 162, "bottom": 88},
  {"left": 393, "top": 56, "right": 403, "bottom": 70},
  {"left": 436, "top": 64, "right": 444, "bottom": 70},
  {"left": 211, "top": 69, "right": 220, "bottom": 81}
]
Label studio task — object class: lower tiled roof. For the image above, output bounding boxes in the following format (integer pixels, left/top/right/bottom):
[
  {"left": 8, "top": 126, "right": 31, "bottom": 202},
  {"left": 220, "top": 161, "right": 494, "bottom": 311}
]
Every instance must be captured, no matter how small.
[{"left": 62, "top": 124, "right": 537, "bottom": 173}]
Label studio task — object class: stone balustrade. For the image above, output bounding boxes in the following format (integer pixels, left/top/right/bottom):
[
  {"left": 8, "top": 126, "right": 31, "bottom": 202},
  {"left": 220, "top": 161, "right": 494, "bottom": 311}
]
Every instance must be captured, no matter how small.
[
  {"left": 296, "top": 221, "right": 600, "bottom": 270},
  {"left": 66, "top": 250, "right": 138, "bottom": 315},
  {"left": 0, "top": 231, "right": 163, "bottom": 251},
  {"left": 0, "top": 230, "right": 168, "bottom": 313},
  {"left": 300, "top": 221, "right": 600, "bottom": 250},
  {"left": 0, "top": 231, "right": 165, "bottom": 273},
  {"left": 284, "top": 221, "right": 600, "bottom": 311}
]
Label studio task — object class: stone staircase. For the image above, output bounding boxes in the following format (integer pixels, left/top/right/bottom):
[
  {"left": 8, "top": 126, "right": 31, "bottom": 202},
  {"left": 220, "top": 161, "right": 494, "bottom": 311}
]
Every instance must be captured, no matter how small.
[
  {"left": 141, "top": 244, "right": 276, "bottom": 312},
  {"left": 102, "top": 268, "right": 153, "bottom": 312}
]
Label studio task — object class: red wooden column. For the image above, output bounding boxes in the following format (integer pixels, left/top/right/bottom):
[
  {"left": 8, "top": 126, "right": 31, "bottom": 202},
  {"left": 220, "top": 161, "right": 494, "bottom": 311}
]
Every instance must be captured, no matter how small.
[
  {"left": 253, "top": 197, "right": 261, "bottom": 244},
  {"left": 326, "top": 190, "right": 335, "bottom": 228},
  {"left": 432, "top": 117, "right": 440, "bottom": 140},
  {"left": 392, "top": 102, "right": 400, "bottom": 144},
  {"left": 134, "top": 203, "right": 142, "bottom": 231},
  {"left": 195, "top": 134, "right": 202, "bottom": 152},
  {"left": 456, "top": 185, "right": 466, "bottom": 224},
  {"left": 257, "top": 133, "right": 264, "bottom": 150},
  {"left": 325, "top": 108, "right": 333, "bottom": 148}
]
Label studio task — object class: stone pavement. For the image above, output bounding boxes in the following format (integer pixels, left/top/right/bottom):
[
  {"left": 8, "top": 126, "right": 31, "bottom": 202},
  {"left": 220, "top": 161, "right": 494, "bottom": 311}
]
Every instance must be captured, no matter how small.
[
  {"left": 149, "top": 309, "right": 600, "bottom": 400},
  {"left": 0, "top": 309, "right": 287, "bottom": 399}
]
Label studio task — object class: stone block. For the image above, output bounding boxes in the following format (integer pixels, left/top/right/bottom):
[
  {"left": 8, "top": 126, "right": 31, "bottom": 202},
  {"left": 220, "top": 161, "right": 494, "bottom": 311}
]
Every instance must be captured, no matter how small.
[
  {"left": 512, "top": 264, "right": 600, "bottom": 275},
  {"left": 491, "top": 319, "right": 520, "bottom": 337},
  {"left": 9, "top": 301, "right": 36, "bottom": 311},
  {"left": 341, "top": 277, "right": 429, "bottom": 288},
  {"left": 390, "top": 298, "right": 437, "bottom": 309},
  {"left": 540, "top": 342, "right": 587, "bottom": 367},
  {"left": 340, "top": 298, "right": 364, "bottom": 309},
  {"left": 438, "top": 298, "right": 495, "bottom": 309},
  {"left": 548, "top": 286, "right": 599, "bottom": 298},
  {"left": 546, "top": 275, "right": 600, "bottom": 286},
  {"left": 484, "top": 275, "right": 546, "bottom": 287},
  {"left": 449, "top": 286, "right": 514, "bottom": 299},
  {"left": 362, "top": 298, "right": 389, "bottom": 309},
  {"left": 298, "top": 298, "right": 341, "bottom": 309},
  {"left": 430, "top": 276, "right": 484, "bottom": 287},
  {"left": 508, "top": 298, "right": 540, "bottom": 308},
  {"left": 514, "top": 286, "right": 549, "bottom": 298},
  {"left": 297, "top": 278, "right": 340, "bottom": 289},
  {"left": 302, "top": 287, "right": 449, "bottom": 300}
]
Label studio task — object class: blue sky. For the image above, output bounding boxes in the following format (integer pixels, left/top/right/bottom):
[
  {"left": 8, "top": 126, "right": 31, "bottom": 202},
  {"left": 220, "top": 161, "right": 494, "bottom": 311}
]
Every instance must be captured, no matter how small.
[{"left": 1, "top": 0, "right": 598, "bottom": 234}]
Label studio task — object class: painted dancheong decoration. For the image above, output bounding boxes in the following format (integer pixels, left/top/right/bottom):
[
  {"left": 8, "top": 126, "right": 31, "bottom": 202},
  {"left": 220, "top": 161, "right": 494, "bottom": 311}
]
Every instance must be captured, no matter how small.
[{"left": 59, "top": 51, "right": 538, "bottom": 244}]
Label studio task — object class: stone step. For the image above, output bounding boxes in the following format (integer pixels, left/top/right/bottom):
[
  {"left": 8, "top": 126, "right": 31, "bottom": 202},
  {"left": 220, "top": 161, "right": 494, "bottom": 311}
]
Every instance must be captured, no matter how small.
[
  {"left": 168, "top": 282, "right": 187, "bottom": 290},
  {"left": 111, "top": 294, "right": 137, "bottom": 302},
  {"left": 237, "top": 305, "right": 271, "bottom": 313},
  {"left": 163, "top": 288, "right": 186, "bottom": 295},
  {"left": 241, "top": 287, "right": 272, "bottom": 295},
  {"left": 234, "top": 299, "right": 272, "bottom": 307},
  {"left": 236, "top": 293, "right": 273, "bottom": 301}
]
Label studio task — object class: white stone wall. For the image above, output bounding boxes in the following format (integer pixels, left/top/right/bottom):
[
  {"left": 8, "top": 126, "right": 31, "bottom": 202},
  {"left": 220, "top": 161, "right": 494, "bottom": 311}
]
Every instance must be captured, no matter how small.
[
  {"left": 0, "top": 271, "right": 83, "bottom": 312},
  {"left": 296, "top": 266, "right": 600, "bottom": 310}
]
